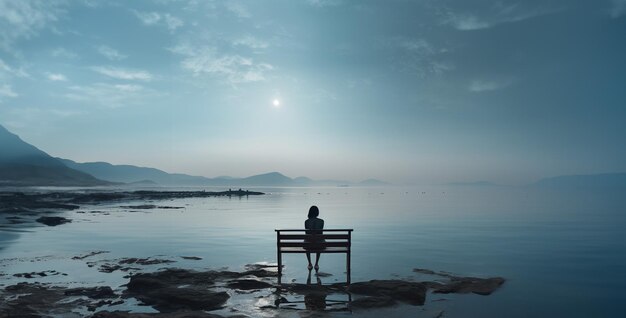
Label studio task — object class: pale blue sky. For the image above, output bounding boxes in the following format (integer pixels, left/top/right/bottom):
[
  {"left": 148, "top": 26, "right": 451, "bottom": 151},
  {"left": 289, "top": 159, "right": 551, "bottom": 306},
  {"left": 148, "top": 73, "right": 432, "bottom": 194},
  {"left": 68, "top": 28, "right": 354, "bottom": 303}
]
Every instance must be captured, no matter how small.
[{"left": 1, "top": 0, "right": 625, "bottom": 184}]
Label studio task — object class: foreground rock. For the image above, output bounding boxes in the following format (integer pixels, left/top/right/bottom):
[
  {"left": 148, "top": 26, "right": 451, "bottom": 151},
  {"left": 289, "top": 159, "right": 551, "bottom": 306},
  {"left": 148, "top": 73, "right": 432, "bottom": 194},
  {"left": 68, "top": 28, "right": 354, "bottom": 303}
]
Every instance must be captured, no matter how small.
[
  {"left": 126, "top": 283, "right": 229, "bottom": 313},
  {"left": 123, "top": 267, "right": 277, "bottom": 312},
  {"left": 90, "top": 311, "right": 228, "bottom": 318},
  {"left": 348, "top": 280, "right": 427, "bottom": 306},
  {"left": 413, "top": 268, "right": 505, "bottom": 295},
  {"left": 36, "top": 216, "right": 72, "bottom": 226},
  {"left": 0, "top": 283, "right": 104, "bottom": 316},
  {"left": 431, "top": 276, "right": 505, "bottom": 295},
  {"left": 0, "top": 265, "right": 503, "bottom": 316}
]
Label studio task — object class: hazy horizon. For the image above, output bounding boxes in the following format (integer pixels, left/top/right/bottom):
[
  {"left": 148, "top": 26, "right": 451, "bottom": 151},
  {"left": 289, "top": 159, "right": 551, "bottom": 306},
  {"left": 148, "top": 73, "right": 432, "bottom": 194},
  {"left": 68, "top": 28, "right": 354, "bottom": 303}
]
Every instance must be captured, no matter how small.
[{"left": 1, "top": 0, "right": 625, "bottom": 185}]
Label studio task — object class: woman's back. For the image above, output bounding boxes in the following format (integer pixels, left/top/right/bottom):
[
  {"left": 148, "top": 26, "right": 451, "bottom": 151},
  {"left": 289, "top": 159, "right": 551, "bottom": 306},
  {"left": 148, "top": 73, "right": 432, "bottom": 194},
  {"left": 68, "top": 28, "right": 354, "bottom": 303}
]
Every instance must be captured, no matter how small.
[{"left": 305, "top": 217, "right": 324, "bottom": 231}]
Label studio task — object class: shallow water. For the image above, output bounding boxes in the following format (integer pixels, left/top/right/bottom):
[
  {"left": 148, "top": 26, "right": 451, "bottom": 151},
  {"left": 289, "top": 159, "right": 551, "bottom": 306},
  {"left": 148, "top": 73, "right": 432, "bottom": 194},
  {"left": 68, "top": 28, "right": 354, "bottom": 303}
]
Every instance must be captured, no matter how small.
[{"left": 1, "top": 185, "right": 625, "bottom": 317}]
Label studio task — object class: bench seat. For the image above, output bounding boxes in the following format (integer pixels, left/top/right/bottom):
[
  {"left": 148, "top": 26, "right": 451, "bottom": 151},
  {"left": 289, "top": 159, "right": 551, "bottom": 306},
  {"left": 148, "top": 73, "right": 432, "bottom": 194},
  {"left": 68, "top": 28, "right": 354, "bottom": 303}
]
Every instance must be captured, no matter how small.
[
  {"left": 279, "top": 246, "right": 349, "bottom": 253},
  {"left": 276, "top": 229, "right": 353, "bottom": 284}
]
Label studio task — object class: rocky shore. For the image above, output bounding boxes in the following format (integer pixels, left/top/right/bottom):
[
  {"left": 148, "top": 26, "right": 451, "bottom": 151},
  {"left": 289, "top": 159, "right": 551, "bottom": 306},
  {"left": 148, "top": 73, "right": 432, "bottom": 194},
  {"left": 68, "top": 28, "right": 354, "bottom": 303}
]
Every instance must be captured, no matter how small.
[
  {"left": 0, "top": 255, "right": 504, "bottom": 317},
  {"left": 0, "top": 189, "right": 264, "bottom": 226}
]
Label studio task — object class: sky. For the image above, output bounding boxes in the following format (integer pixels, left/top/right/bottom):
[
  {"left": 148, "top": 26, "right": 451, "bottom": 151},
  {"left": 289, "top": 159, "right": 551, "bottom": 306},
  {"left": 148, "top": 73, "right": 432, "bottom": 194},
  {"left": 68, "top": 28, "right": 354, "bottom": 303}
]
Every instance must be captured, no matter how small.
[{"left": 0, "top": 0, "right": 625, "bottom": 185}]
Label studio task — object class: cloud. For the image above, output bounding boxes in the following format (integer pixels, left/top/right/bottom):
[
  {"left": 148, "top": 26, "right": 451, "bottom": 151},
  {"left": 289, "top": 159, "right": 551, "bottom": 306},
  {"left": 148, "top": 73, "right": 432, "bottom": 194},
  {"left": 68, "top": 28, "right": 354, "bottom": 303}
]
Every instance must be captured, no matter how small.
[
  {"left": 443, "top": 3, "right": 563, "bottom": 31},
  {"left": 610, "top": 0, "right": 626, "bottom": 18},
  {"left": 51, "top": 47, "right": 77, "bottom": 59},
  {"left": 446, "top": 14, "right": 490, "bottom": 30},
  {"left": 46, "top": 72, "right": 67, "bottom": 81},
  {"left": 132, "top": 10, "right": 183, "bottom": 32},
  {"left": 392, "top": 38, "right": 453, "bottom": 77},
  {"left": 468, "top": 79, "right": 512, "bottom": 92},
  {"left": 225, "top": 1, "right": 251, "bottom": 18},
  {"left": 97, "top": 45, "right": 127, "bottom": 60},
  {"left": 233, "top": 35, "right": 269, "bottom": 49},
  {"left": 0, "top": 58, "right": 29, "bottom": 78},
  {"left": 133, "top": 10, "right": 161, "bottom": 25},
  {"left": 164, "top": 14, "right": 183, "bottom": 31},
  {"left": 0, "top": 84, "right": 18, "bottom": 98},
  {"left": 169, "top": 44, "right": 273, "bottom": 84},
  {"left": 91, "top": 66, "right": 153, "bottom": 81},
  {"left": 307, "top": 0, "right": 344, "bottom": 7},
  {"left": 64, "top": 83, "right": 152, "bottom": 108},
  {"left": 0, "top": 0, "right": 63, "bottom": 51}
]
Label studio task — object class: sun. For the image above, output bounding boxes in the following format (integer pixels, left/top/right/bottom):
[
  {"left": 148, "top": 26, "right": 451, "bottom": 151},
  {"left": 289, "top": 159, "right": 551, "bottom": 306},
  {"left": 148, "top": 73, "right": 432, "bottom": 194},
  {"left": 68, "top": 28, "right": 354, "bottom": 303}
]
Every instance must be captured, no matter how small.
[{"left": 272, "top": 99, "right": 281, "bottom": 108}]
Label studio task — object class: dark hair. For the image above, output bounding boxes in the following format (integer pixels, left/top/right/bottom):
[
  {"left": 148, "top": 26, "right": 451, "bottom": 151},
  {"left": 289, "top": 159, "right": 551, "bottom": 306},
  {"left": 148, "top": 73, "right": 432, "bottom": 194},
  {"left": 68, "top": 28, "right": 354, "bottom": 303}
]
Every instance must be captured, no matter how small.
[{"left": 308, "top": 205, "right": 319, "bottom": 218}]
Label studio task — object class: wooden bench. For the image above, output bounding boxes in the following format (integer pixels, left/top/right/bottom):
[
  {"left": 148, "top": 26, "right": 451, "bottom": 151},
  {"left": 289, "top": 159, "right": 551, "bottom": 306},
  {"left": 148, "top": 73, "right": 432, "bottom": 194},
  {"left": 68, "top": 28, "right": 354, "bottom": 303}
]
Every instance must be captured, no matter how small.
[{"left": 275, "top": 229, "right": 353, "bottom": 284}]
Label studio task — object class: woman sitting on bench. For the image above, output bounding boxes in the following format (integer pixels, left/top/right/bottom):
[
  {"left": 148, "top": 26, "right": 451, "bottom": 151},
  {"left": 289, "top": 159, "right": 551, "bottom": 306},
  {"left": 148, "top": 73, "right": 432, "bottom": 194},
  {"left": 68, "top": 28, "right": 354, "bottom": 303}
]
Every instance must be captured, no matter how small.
[{"left": 305, "top": 205, "right": 325, "bottom": 270}]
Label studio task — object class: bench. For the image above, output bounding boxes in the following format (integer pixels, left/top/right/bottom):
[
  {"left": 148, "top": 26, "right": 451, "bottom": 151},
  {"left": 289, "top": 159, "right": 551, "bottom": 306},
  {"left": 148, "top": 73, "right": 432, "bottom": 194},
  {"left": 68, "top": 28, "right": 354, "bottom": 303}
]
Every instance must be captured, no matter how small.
[{"left": 275, "top": 229, "right": 353, "bottom": 284}]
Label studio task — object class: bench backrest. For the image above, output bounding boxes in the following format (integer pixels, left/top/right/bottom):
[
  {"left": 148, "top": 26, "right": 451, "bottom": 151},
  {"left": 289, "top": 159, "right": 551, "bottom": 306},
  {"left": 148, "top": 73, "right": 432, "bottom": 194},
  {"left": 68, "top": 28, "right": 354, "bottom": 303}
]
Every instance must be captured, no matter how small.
[{"left": 275, "top": 229, "right": 353, "bottom": 249}]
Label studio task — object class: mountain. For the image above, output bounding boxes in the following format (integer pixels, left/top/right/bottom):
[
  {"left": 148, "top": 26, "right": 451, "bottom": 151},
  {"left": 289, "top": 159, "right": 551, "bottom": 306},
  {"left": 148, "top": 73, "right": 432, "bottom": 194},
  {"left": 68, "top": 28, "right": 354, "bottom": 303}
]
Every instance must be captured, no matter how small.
[
  {"left": 447, "top": 181, "right": 500, "bottom": 187},
  {"left": 0, "top": 125, "right": 110, "bottom": 186},
  {"left": 532, "top": 173, "right": 626, "bottom": 189},
  {"left": 238, "top": 172, "right": 294, "bottom": 186},
  {"left": 59, "top": 158, "right": 388, "bottom": 187},
  {"left": 59, "top": 159, "right": 213, "bottom": 186}
]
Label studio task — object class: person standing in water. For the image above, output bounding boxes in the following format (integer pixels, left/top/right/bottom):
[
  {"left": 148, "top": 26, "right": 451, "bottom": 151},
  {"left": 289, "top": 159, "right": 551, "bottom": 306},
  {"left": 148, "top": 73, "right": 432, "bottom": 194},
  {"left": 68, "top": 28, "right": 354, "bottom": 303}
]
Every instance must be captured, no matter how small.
[{"left": 305, "top": 205, "right": 325, "bottom": 270}]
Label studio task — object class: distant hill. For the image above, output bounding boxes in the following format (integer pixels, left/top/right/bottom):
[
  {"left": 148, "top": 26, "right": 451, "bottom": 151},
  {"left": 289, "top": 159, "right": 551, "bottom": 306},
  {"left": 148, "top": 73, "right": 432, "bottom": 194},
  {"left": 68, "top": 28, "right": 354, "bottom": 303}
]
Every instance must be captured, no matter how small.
[
  {"left": 238, "top": 172, "right": 293, "bottom": 186},
  {"left": 59, "top": 159, "right": 214, "bottom": 186},
  {"left": 0, "top": 125, "right": 110, "bottom": 186},
  {"left": 59, "top": 159, "right": 388, "bottom": 187},
  {"left": 447, "top": 181, "right": 500, "bottom": 187},
  {"left": 532, "top": 173, "right": 626, "bottom": 189}
]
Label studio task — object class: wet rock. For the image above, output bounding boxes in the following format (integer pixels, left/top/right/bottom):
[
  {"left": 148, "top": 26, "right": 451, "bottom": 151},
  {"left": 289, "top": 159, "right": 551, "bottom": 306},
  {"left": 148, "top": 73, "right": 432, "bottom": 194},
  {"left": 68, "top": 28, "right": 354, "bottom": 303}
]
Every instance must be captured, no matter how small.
[
  {"left": 412, "top": 268, "right": 505, "bottom": 295},
  {"left": 36, "top": 216, "right": 71, "bottom": 226},
  {"left": 0, "top": 192, "right": 80, "bottom": 212},
  {"left": 348, "top": 280, "right": 427, "bottom": 306},
  {"left": 127, "top": 285, "right": 229, "bottom": 312},
  {"left": 72, "top": 250, "right": 110, "bottom": 260},
  {"left": 87, "top": 299, "right": 124, "bottom": 312},
  {"left": 181, "top": 256, "right": 202, "bottom": 260},
  {"left": 65, "top": 286, "right": 116, "bottom": 299},
  {"left": 431, "top": 276, "right": 505, "bottom": 295},
  {"left": 315, "top": 271, "right": 333, "bottom": 277},
  {"left": 98, "top": 263, "right": 140, "bottom": 273},
  {"left": 13, "top": 270, "right": 63, "bottom": 278},
  {"left": 226, "top": 279, "right": 273, "bottom": 290},
  {"left": 125, "top": 270, "right": 238, "bottom": 312},
  {"left": 119, "top": 257, "right": 176, "bottom": 266},
  {"left": 0, "top": 282, "right": 90, "bottom": 317},
  {"left": 69, "top": 193, "right": 127, "bottom": 204},
  {"left": 351, "top": 296, "right": 396, "bottom": 309},
  {"left": 412, "top": 268, "right": 442, "bottom": 276},
  {"left": 304, "top": 292, "right": 327, "bottom": 310},
  {"left": 91, "top": 257, "right": 176, "bottom": 273},
  {"left": 90, "top": 311, "right": 225, "bottom": 317},
  {"left": 121, "top": 205, "right": 186, "bottom": 210},
  {"left": 121, "top": 205, "right": 158, "bottom": 209}
]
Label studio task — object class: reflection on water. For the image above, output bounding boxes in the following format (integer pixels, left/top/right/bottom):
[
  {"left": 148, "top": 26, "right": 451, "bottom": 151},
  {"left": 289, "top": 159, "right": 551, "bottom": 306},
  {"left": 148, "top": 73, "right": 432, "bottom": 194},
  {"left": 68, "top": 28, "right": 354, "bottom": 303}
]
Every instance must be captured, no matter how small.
[
  {"left": 274, "top": 269, "right": 352, "bottom": 313},
  {"left": 0, "top": 186, "right": 625, "bottom": 317}
]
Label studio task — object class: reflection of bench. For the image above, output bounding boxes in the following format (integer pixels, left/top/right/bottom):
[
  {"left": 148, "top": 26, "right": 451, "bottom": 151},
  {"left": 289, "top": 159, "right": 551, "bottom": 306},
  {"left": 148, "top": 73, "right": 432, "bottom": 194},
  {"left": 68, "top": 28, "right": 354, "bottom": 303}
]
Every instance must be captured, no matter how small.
[{"left": 275, "top": 229, "right": 353, "bottom": 284}]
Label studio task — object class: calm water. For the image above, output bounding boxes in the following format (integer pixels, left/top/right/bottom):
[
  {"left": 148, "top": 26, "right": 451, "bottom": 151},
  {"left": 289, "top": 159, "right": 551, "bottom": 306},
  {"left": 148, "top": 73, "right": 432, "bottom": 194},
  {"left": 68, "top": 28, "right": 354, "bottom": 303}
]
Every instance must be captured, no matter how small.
[{"left": 1, "top": 186, "right": 625, "bottom": 317}]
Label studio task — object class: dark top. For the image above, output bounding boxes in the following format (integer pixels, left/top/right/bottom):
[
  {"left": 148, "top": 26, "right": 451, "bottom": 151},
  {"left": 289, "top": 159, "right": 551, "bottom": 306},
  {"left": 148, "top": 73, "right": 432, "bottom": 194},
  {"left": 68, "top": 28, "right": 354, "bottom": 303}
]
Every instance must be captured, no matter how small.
[{"left": 304, "top": 217, "right": 325, "bottom": 249}]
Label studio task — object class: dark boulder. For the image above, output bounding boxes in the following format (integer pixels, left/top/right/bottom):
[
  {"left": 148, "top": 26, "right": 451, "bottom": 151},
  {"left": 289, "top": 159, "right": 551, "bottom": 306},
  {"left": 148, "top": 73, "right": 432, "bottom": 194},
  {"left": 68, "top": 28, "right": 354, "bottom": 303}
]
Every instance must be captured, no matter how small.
[
  {"left": 348, "top": 280, "right": 427, "bottom": 306},
  {"left": 36, "top": 216, "right": 71, "bottom": 226},
  {"left": 65, "top": 286, "right": 116, "bottom": 299},
  {"left": 226, "top": 279, "right": 273, "bottom": 290}
]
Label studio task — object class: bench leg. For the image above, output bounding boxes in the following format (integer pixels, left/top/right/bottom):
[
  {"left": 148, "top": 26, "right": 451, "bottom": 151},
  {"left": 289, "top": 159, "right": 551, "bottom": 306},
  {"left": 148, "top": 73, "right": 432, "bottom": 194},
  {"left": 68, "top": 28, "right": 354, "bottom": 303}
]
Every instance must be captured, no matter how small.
[
  {"left": 277, "top": 251, "right": 282, "bottom": 283},
  {"left": 347, "top": 251, "right": 351, "bottom": 285}
]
